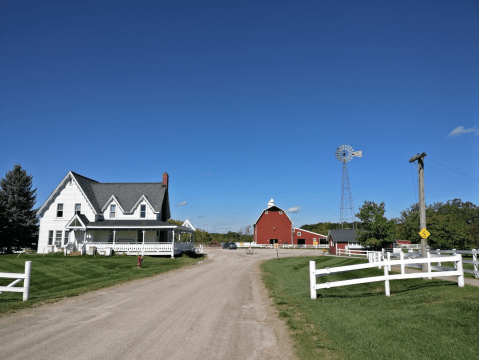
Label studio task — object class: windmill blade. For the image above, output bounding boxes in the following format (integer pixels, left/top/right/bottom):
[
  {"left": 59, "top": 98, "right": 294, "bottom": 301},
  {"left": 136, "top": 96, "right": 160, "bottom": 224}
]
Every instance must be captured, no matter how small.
[{"left": 351, "top": 151, "right": 362, "bottom": 157}]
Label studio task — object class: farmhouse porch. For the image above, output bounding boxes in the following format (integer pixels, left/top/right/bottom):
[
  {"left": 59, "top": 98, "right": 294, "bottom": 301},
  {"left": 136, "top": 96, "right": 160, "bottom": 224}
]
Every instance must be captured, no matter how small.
[{"left": 59, "top": 219, "right": 195, "bottom": 258}]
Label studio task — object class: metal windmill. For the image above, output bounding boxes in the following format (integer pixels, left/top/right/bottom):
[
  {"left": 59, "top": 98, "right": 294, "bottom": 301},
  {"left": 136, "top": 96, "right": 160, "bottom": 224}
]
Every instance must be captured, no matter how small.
[{"left": 335, "top": 145, "right": 362, "bottom": 229}]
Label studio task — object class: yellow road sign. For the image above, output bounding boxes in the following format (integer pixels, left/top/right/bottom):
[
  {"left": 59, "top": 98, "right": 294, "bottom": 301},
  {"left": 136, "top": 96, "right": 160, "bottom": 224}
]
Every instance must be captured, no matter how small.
[
  {"left": 274, "top": 243, "right": 279, "bottom": 249},
  {"left": 419, "top": 228, "right": 430, "bottom": 239},
  {"left": 313, "top": 241, "right": 318, "bottom": 245}
]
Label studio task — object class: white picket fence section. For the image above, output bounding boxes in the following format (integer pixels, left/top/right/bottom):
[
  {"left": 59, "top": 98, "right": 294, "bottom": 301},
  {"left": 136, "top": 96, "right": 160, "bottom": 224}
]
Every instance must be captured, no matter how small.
[
  {"left": 0, "top": 261, "right": 31, "bottom": 301},
  {"left": 310, "top": 254, "right": 465, "bottom": 299}
]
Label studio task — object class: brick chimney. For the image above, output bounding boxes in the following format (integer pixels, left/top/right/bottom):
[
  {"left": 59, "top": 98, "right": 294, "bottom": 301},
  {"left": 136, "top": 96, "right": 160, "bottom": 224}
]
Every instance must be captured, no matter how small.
[{"left": 162, "top": 172, "right": 169, "bottom": 187}]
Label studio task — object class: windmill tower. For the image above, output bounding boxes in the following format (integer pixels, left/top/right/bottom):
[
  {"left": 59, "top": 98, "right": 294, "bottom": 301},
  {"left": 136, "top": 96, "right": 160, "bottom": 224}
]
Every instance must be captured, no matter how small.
[{"left": 335, "top": 145, "right": 362, "bottom": 229}]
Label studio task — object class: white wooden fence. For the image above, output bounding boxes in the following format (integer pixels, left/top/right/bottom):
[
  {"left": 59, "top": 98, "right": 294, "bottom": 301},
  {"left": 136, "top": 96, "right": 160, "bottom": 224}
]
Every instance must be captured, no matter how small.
[
  {"left": 0, "top": 261, "right": 31, "bottom": 301},
  {"left": 235, "top": 243, "right": 328, "bottom": 249},
  {"left": 429, "top": 249, "right": 478, "bottom": 278},
  {"left": 310, "top": 254, "right": 465, "bottom": 299}
]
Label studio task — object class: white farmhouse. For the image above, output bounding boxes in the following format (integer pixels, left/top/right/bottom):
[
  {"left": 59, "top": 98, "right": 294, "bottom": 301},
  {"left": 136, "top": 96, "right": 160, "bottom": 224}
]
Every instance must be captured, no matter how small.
[{"left": 36, "top": 172, "right": 194, "bottom": 257}]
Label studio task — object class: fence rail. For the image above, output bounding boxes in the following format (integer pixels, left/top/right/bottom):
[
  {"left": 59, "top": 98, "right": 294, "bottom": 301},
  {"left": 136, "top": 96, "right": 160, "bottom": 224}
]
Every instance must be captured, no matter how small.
[
  {"left": 310, "top": 254, "right": 464, "bottom": 299},
  {"left": 234, "top": 243, "right": 328, "bottom": 249},
  {"left": 0, "top": 261, "right": 31, "bottom": 301}
]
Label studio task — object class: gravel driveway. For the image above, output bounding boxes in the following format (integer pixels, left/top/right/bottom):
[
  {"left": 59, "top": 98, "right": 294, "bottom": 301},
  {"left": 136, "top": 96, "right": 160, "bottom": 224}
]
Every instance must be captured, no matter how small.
[{"left": 0, "top": 248, "right": 324, "bottom": 360}]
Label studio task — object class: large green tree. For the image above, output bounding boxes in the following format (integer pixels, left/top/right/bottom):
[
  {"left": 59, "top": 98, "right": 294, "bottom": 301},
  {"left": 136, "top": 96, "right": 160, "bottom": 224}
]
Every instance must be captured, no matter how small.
[
  {"left": 355, "top": 201, "right": 396, "bottom": 250},
  {"left": 396, "top": 199, "right": 479, "bottom": 249},
  {"left": 0, "top": 165, "right": 38, "bottom": 252}
]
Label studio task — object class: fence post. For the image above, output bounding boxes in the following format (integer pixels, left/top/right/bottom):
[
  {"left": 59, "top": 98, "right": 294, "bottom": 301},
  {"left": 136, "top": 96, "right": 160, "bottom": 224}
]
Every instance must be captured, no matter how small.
[
  {"left": 400, "top": 251, "right": 405, "bottom": 274},
  {"left": 23, "top": 261, "right": 31, "bottom": 301},
  {"left": 456, "top": 254, "right": 465, "bottom": 287},
  {"left": 473, "top": 250, "right": 478, "bottom": 279},
  {"left": 310, "top": 261, "right": 317, "bottom": 299},
  {"left": 427, "top": 252, "right": 432, "bottom": 280},
  {"left": 437, "top": 249, "right": 441, "bottom": 267},
  {"left": 387, "top": 252, "right": 391, "bottom": 271},
  {"left": 452, "top": 249, "right": 457, "bottom": 269},
  {"left": 377, "top": 252, "right": 381, "bottom": 269},
  {"left": 384, "top": 262, "right": 390, "bottom": 297}
]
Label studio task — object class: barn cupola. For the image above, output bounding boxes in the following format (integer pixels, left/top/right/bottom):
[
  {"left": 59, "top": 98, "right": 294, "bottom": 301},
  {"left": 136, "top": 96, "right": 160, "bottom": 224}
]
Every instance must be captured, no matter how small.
[{"left": 268, "top": 199, "right": 275, "bottom": 208}]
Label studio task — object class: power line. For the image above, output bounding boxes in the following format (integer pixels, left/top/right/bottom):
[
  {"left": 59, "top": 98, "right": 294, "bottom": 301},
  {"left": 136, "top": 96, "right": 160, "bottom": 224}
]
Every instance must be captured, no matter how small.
[
  {"left": 428, "top": 158, "right": 479, "bottom": 183},
  {"left": 427, "top": 163, "right": 479, "bottom": 191}
]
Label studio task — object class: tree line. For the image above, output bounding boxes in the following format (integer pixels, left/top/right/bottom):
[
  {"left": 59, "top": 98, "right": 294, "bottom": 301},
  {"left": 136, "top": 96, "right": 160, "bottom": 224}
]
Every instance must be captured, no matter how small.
[
  {"left": 167, "top": 219, "right": 254, "bottom": 244},
  {"left": 300, "top": 199, "right": 479, "bottom": 251}
]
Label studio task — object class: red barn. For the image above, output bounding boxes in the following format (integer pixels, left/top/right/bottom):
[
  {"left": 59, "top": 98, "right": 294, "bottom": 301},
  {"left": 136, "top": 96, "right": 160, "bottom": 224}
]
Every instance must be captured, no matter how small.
[
  {"left": 253, "top": 199, "right": 327, "bottom": 246},
  {"left": 254, "top": 199, "right": 293, "bottom": 245},
  {"left": 292, "top": 227, "right": 327, "bottom": 246}
]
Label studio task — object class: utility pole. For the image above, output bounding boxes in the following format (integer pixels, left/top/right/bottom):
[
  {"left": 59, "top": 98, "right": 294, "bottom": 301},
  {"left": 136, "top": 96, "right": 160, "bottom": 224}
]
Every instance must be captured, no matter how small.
[{"left": 409, "top": 152, "right": 427, "bottom": 271}]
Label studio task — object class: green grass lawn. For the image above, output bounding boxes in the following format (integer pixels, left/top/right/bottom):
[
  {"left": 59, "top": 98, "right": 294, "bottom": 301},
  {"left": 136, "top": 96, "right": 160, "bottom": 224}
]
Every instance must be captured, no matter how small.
[
  {"left": 261, "top": 256, "right": 479, "bottom": 360},
  {"left": 0, "top": 252, "right": 203, "bottom": 315}
]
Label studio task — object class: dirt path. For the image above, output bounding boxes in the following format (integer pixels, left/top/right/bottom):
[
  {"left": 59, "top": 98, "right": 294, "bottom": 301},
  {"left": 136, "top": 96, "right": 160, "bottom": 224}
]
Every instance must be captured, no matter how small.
[{"left": 0, "top": 248, "right": 323, "bottom": 360}]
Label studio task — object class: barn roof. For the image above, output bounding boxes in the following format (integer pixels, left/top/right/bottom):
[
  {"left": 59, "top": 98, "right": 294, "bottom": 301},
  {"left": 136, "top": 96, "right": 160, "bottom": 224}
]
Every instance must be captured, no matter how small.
[
  {"left": 293, "top": 227, "right": 327, "bottom": 237},
  {"left": 254, "top": 199, "right": 293, "bottom": 225},
  {"left": 327, "top": 229, "right": 359, "bottom": 243}
]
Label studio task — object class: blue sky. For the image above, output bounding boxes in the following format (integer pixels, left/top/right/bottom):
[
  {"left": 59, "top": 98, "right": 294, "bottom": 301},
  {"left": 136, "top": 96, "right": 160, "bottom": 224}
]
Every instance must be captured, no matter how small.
[{"left": 1, "top": 0, "right": 478, "bottom": 233}]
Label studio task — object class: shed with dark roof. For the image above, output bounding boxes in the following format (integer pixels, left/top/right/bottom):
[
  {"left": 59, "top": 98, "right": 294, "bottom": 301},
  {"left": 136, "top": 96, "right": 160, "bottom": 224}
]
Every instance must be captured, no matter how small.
[{"left": 327, "top": 229, "right": 364, "bottom": 255}]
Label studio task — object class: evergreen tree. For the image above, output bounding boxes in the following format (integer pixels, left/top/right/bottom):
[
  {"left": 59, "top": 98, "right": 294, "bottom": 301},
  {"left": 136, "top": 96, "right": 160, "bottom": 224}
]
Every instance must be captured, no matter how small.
[{"left": 0, "top": 165, "right": 38, "bottom": 252}]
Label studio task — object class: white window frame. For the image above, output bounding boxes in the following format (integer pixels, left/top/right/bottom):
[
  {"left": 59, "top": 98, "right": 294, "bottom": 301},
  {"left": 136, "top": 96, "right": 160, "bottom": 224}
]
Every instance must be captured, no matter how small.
[
  {"left": 265, "top": 211, "right": 268, "bottom": 214},
  {"left": 75, "top": 203, "right": 81, "bottom": 215},
  {"left": 56, "top": 204, "right": 63, "bottom": 218},
  {"left": 110, "top": 204, "right": 116, "bottom": 219},
  {"left": 48, "top": 231, "right": 54, "bottom": 245},
  {"left": 55, "top": 230, "right": 63, "bottom": 247},
  {"left": 279, "top": 211, "right": 282, "bottom": 214},
  {"left": 140, "top": 204, "right": 146, "bottom": 218},
  {"left": 64, "top": 231, "right": 69, "bottom": 245},
  {"left": 297, "top": 232, "right": 301, "bottom": 236}
]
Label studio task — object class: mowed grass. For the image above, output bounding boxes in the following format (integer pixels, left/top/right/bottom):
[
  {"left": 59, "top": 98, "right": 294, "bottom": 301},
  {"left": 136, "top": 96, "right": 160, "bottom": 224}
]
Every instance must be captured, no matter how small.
[
  {"left": 261, "top": 256, "right": 479, "bottom": 360},
  {"left": 0, "top": 252, "right": 203, "bottom": 315}
]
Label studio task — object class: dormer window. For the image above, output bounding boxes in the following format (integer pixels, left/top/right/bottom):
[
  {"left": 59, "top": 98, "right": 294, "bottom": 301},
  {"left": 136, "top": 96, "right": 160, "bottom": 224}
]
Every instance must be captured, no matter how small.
[
  {"left": 56, "top": 204, "right": 63, "bottom": 218},
  {"left": 75, "top": 204, "right": 81, "bottom": 215},
  {"left": 110, "top": 205, "right": 116, "bottom": 219},
  {"left": 140, "top": 204, "right": 146, "bottom": 218}
]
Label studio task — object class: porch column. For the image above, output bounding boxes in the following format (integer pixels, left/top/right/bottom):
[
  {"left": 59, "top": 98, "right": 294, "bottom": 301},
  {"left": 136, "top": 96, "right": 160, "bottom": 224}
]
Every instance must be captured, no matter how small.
[
  {"left": 171, "top": 229, "right": 175, "bottom": 258},
  {"left": 113, "top": 230, "right": 116, "bottom": 245},
  {"left": 142, "top": 230, "right": 145, "bottom": 245}
]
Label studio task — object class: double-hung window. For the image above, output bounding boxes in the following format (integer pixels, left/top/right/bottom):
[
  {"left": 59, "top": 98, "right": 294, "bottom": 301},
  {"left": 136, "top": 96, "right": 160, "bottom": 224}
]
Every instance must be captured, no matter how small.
[
  {"left": 64, "top": 231, "right": 69, "bottom": 245},
  {"left": 108, "top": 231, "right": 114, "bottom": 243},
  {"left": 75, "top": 203, "right": 81, "bottom": 215},
  {"left": 140, "top": 204, "right": 146, "bottom": 218},
  {"left": 110, "top": 205, "right": 116, "bottom": 219},
  {"left": 57, "top": 204, "right": 63, "bottom": 218},
  {"left": 55, "top": 231, "right": 62, "bottom": 247},
  {"left": 48, "top": 231, "right": 54, "bottom": 245}
]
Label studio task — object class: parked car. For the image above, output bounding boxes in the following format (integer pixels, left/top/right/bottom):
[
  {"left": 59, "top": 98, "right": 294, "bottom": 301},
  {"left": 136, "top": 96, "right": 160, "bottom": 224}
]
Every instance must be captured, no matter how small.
[{"left": 222, "top": 242, "right": 237, "bottom": 250}]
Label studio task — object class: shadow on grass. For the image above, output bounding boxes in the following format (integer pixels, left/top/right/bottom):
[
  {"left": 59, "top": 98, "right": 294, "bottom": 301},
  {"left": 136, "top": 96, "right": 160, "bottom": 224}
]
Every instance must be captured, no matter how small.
[{"left": 318, "top": 280, "right": 456, "bottom": 299}]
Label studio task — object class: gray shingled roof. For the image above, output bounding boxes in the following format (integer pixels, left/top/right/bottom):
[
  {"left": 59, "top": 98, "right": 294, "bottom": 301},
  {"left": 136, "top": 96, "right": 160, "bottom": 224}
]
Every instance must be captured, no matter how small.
[
  {"left": 90, "top": 183, "right": 166, "bottom": 213},
  {"left": 328, "top": 229, "right": 360, "bottom": 243},
  {"left": 87, "top": 220, "right": 193, "bottom": 232},
  {"left": 71, "top": 172, "right": 167, "bottom": 214}
]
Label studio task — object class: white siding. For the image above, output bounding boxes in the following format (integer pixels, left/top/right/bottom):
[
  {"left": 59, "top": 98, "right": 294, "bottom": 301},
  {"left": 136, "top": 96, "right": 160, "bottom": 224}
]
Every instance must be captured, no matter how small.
[{"left": 37, "top": 181, "right": 95, "bottom": 253}]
